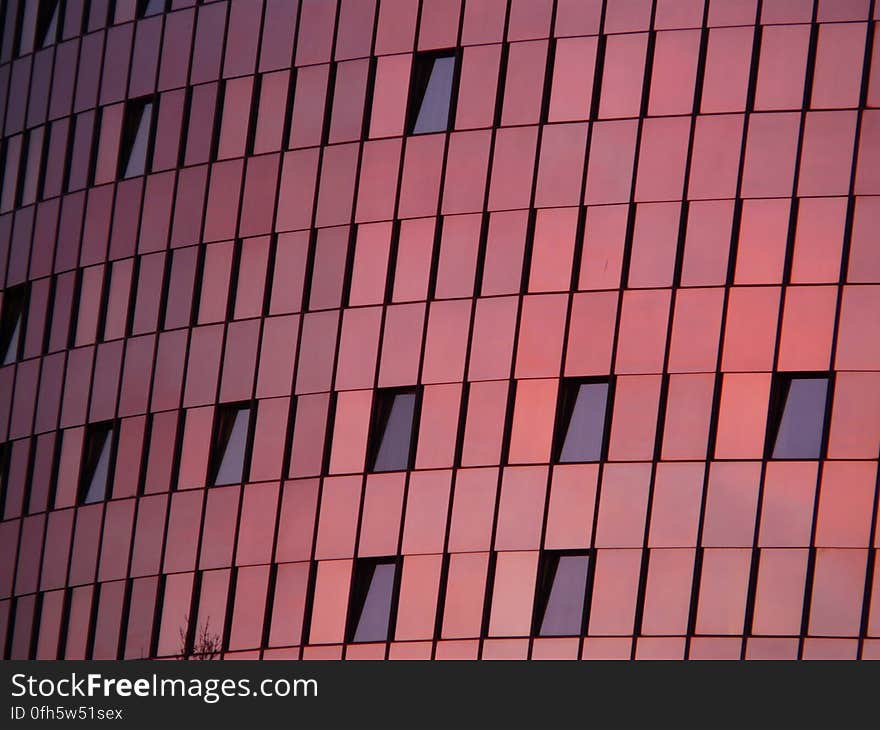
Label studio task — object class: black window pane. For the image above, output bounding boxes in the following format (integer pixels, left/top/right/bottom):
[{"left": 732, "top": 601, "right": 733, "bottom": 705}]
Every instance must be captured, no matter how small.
[
  {"left": 536, "top": 553, "right": 590, "bottom": 637},
  {"left": 771, "top": 376, "right": 828, "bottom": 459},
  {"left": 36, "top": 1, "right": 60, "bottom": 48},
  {"left": 349, "top": 559, "right": 397, "bottom": 643},
  {"left": 211, "top": 405, "right": 251, "bottom": 486},
  {"left": 558, "top": 381, "right": 608, "bottom": 462},
  {"left": 371, "top": 391, "right": 416, "bottom": 472},
  {"left": 409, "top": 52, "right": 456, "bottom": 135},
  {"left": 138, "top": 0, "right": 167, "bottom": 18},
  {"left": 0, "top": 285, "right": 27, "bottom": 366},
  {"left": 0, "top": 443, "right": 9, "bottom": 518},
  {"left": 119, "top": 98, "right": 155, "bottom": 179},
  {"left": 414, "top": 57, "right": 455, "bottom": 133},
  {"left": 80, "top": 422, "right": 115, "bottom": 504},
  {"left": 2, "top": 313, "right": 23, "bottom": 365}
]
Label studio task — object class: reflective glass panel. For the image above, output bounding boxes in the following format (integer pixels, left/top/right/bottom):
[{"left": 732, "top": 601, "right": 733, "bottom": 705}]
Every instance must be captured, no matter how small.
[
  {"left": 211, "top": 405, "right": 251, "bottom": 486},
  {"left": 557, "top": 381, "right": 609, "bottom": 463},
  {"left": 536, "top": 552, "right": 590, "bottom": 637},
  {"left": 349, "top": 558, "right": 397, "bottom": 643},
  {"left": 371, "top": 390, "right": 417, "bottom": 472},
  {"left": 410, "top": 53, "right": 456, "bottom": 134},
  {"left": 770, "top": 376, "right": 828, "bottom": 459}
]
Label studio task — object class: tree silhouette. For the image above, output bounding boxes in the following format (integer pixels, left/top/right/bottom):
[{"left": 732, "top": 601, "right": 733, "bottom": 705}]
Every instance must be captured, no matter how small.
[{"left": 178, "top": 615, "right": 222, "bottom": 660}]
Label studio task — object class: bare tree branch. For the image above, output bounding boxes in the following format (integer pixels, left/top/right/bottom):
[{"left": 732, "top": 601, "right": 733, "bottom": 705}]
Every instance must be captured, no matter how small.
[{"left": 178, "top": 614, "right": 221, "bottom": 660}]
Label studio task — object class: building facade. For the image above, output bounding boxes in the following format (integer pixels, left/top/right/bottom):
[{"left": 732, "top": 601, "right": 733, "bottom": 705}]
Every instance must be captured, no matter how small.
[{"left": 1, "top": 0, "right": 880, "bottom": 660}]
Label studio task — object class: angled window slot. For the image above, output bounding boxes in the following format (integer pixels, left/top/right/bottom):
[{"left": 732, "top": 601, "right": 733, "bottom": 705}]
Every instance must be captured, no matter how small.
[
  {"left": 347, "top": 557, "right": 398, "bottom": 643},
  {"left": 209, "top": 403, "right": 252, "bottom": 486},
  {"left": 533, "top": 551, "right": 591, "bottom": 637},
  {"left": 407, "top": 51, "right": 458, "bottom": 135},
  {"left": 369, "top": 388, "right": 418, "bottom": 472},
  {"left": 767, "top": 373, "right": 829, "bottom": 460},
  {"left": 119, "top": 97, "right": 156, "bottom": 179},
  {"left": 79, "top": 421, "right": 117, "bottom": 504},
  {"left": 0, "top": 284, "right": 29, "bottom": 366},
  {"left": 554, "top": 378, "right": 610, "bottom": 463}
]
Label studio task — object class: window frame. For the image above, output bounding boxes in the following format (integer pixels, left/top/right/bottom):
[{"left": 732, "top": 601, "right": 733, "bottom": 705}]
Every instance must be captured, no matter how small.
[
  {"left": 367, "top": 386, "right": 422, "bottom": 473},
  {"left": 0, "top": 283, "right": 30, "bottom": 365},
  {"left": 207, "top": 401, "right": 256, "bottom": 487},
  {"left": 551, "top": 376, "right": 614, "bottom": 464},
  {"left": 117, "top": 95, "right": 159, "bottom": 180},
  {"left": 35, "top": 0, "right": 61, "bottom": 49},
  {"left": 405, "top": 49, "right": 462, "bottom": 136},
  {"left": 0, "top": 441, "right": 10, "bottom": 518},
  {"left": 531, "top": 549, "right": 594, "bottom": 638},
  {"left": 77, "top": 420, "right": 119, "bottom": 505},
  {"left": 765, "top": 371, "right": 832, "bottom": 461},
  {"left": 345, "top": 555, "right": 402, "bottom": 644},
  {"left": 136, "top": 0, "right": 170, "bottom": 19}
]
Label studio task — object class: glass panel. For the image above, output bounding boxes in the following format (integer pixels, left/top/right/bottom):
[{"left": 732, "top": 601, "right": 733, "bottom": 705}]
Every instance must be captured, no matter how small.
[
  {"left": 538, "top": 553, "right": 590, "bottom": 636},
  {"left": 125, "top": 102, "right": 153, "bottom": 178},
  {"left": 1, "top": 135, "right": 22, "bottom": 212},
  {"left": 212, "top": 406, "right": 251, "bottom": 485},
  {"left": 81, "top": 423, "right": 115, "bottom": 504},
  {"left": 139, "top": 0, "right": 167, "bottom": 18},
  {"left": 771, "top": 376, "right": 828, "bottom": 459},
  {"left": 372, "top": 391, "right": 416, "bottom": 472},
  {"left": 21, "top": 128, "right": 44, "bottom": 206},
  {"left": 118, "top": 99, "right": 155, "bottom": 179},
  {"left": 558, "top": 381, "right": 609, "bottom": 462},
  {"left": 37, "top": 0, "right": 60, "bottom": 48},
  {"left": 0, "top": 296, "right": 24, "bottom": 365},
  {"left": 412, "top": 54, "right": 456, "bottom": 134},
  {"left": 351, "top": 560, "right": 396, "bottom": 642},
  {"left": 0, "top": 443, "right": 10, "bottom": 516}
]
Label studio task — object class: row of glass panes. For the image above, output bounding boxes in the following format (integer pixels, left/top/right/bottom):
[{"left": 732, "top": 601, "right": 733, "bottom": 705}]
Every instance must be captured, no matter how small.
[
  {"left": 56, "top": 371, "right": 829, "bottom": 508},
  {"left": 345, "top": 550, "right": 590, "bottom": 643},
  {"left": 11, "top": 0, "right": 167, "bottom": 57},
  {"left": 0, "top": 48, "right": 458, "bottom": 211}
]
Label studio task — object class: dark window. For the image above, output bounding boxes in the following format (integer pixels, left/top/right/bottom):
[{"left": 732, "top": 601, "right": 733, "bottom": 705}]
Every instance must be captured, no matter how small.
[
  {"left": 0, "top": 131, "right": 42, "bottom": 210},
  {"left": 347, "top": 558, "right": 398, "bottom": 643},
  {"left": 137, "top": 0, "right": 169, "bottom": 18},
  {"left": 79, "top": 422, "right": 116, "bottom": 504},
  {"left": 369, "top": 388, "right": 418, "bottom": 472},
  {"left": 407, "top": 51, "right": 457, "bottom": 135},
  {"left": 554, "top": 379, "right": 610, "bottom": 463},
  {"left": 22, "top": 128, "right": 45, "bottom": 205},
  {"left": 767, "top": 374, "right": 829, "bottom": 459},
  {"left": 0, "top": 136, "right": 21, "bottom": 211},
  {"left": 0, "top": 442, "right": 9, "bottom": 517},
  {"left": 533, "top": 551, "right": 591, "bottom": 637},
  {"left": 208, "top": 403, "right": 252, "bottom": 486},
  {"left": 36, "top": 0, "right": 60, "bottom": 48},
  {"left": 118, "top": 97, "right": 156, "bottom": 179},
  {"left": 0, "top": 284, "right": 28, "bottom": 366}
]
